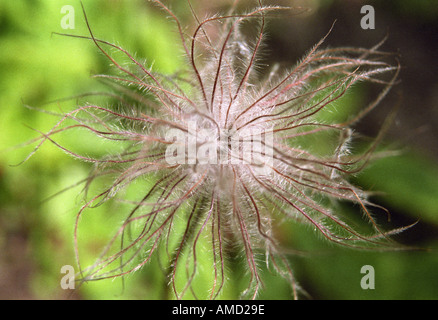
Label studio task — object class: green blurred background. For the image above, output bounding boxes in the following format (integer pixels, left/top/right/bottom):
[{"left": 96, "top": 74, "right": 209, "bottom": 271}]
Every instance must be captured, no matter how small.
[{"left": 0, "top": 0, "right": 437, "bottom": 300}]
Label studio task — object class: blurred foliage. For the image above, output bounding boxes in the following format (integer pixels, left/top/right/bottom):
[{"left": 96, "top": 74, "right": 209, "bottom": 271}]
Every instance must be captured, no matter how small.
[{"left": 0, "top": 0, "right": 437, "bottom": 300}]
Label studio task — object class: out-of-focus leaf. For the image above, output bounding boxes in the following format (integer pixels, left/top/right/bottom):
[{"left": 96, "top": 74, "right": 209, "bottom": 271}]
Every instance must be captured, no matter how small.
[{"left": 356, "top": 152, "right": 438, "bottom": 225}]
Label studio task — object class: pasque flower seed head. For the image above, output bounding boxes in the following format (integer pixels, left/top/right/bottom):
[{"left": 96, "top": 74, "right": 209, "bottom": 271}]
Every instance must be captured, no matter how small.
[{"left": 25, "top": 0, "right": 405, "bottom": 299}]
